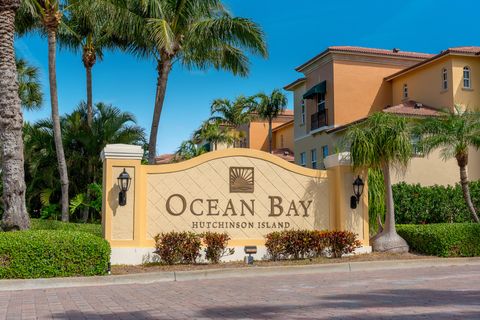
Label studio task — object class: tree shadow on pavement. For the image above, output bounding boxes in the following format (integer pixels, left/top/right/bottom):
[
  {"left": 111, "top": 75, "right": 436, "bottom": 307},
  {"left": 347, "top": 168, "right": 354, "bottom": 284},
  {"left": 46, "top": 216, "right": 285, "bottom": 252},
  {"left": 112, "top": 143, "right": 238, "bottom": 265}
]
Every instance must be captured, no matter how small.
[{"left": 197, "top": 289, "right": 480, "bottom": 319}]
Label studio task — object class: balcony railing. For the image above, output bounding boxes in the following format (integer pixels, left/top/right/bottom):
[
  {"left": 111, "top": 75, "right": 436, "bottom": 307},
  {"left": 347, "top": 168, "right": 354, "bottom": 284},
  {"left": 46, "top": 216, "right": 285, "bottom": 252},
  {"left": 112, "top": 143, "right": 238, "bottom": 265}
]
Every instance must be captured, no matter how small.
[{"left": 311, "top": 111, "right": 327, "bottom": 131}]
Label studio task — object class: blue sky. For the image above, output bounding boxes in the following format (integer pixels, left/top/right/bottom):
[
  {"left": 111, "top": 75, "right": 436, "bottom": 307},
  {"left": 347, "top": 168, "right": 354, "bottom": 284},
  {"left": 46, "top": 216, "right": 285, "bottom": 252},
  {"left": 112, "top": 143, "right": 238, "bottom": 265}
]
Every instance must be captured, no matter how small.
[{"left": 16, "top": 0, "right": 480, "bottom": 155}]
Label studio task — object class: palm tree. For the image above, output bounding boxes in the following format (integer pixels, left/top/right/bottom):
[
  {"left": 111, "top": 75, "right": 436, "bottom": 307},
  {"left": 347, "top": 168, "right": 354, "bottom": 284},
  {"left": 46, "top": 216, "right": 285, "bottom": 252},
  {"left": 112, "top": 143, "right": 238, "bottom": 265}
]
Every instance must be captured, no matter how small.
[
  {"left": 95, "top": 0, "right": 268, "bottom": 163},
  {"left": 210, "top": 96, "right": 253, "bottom": 146},
  {"left": 0, "top": 0, "right": 30, "bottom": 230},
  {"left": 345, "top": 112, "right": 411, "bottom": 253},
  {"left": 58, "top": 4, "right": 114, "bottom": 127},
  {"left": 254, "top": 89, "right": 288, "bottom": 153},
  {"left": 192, "top": 120, "right": 233, "bottom": 151},
  {"left": 416, "top": 106, "right": 480, "bottom": 223},
  {"left": 16, "top": 0, "right": 71, "bottom": 221},
  {"left": 16, "top": 58, "right": 43, "bottom": 110},
  {"left": 175, "top": 140, "right": 206, "bottom": 161}
]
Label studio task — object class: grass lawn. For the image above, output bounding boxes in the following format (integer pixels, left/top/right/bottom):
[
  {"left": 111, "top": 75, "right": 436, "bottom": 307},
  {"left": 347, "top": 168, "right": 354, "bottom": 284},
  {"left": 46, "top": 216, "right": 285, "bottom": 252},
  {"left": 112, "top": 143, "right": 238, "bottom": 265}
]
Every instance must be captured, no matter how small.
[{"left": 30, "top": 219, "right": 102, "bottom": 237}]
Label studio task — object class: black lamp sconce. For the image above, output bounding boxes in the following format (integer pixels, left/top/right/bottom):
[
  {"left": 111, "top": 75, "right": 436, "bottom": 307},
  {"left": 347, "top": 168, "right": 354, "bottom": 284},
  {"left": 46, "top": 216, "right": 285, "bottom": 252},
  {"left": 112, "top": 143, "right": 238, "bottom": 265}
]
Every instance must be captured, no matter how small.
[
  {"left": 117, "top": 168, "right": 132, "bottom": 206},
  {"left": 350, "top": 175, "right": 365, "bottom": 209}
]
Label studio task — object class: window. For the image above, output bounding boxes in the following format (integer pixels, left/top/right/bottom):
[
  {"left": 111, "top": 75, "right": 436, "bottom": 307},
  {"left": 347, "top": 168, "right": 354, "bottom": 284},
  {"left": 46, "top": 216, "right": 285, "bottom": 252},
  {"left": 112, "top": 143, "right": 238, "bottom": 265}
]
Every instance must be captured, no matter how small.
[
  {"left": 411, "top": 134, "right": 424, "bottom": 157},
  {"left": 311, "top": 149, "right": 317, "bottom": 169},
  {"left": 300, "top": 152, "right": 306, "bottom": 167},
  {"left": 463, "top": 66, "right": 471, "bottom": 88},
  {"left": 403, "top": 84, "right": 408, "bottom": 99},
  {"left": 442, "top": 68, "right": 448, "bottom": 90},
  {"left": 301, "top": 99, "right": 305, "bottom": 124},
  {"left": 322, "top": 145, "right": 329, "bottom": 159},
  {"left": 317, "top": 93, "right": 326, "bottom": 112}
]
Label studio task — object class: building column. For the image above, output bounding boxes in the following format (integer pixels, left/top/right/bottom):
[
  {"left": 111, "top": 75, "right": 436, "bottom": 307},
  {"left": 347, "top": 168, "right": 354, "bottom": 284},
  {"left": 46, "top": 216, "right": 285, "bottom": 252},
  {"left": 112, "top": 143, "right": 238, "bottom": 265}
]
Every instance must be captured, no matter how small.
[{"left": 324, "top": 152, "right": 369, "bottom": 246}]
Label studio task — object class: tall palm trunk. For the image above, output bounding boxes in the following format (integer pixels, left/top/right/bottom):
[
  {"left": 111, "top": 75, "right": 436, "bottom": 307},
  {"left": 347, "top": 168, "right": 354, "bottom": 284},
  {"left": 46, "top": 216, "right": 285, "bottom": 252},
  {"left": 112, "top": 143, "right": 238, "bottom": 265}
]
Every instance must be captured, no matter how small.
[
  {"left": 82, "top": 45, "right": 96, "bottom": 128},
  {"left": 0, "top": 0, "right": 30, "bottom": 231},
  {"left": 457, "top": 154, "right": 480, "bottom": 223},
  {"left": 268, "top": 117, "right": 273, "bottom": 153},
  {"left": 148, "top": 57, "right": 172, "bottom": 164},
  {"left": 371, "top": 162, "right": 408, "bottom": 253},
  {"left": 47, "top": 28, "right": 69, "bottom": 222}
]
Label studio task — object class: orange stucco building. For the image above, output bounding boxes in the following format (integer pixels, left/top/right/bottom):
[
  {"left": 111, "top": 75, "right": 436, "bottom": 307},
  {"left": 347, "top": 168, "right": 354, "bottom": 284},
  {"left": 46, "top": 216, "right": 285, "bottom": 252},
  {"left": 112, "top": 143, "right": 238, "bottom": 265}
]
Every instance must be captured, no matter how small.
[{"left": 285, "top": 46, "right": 480, "bottom": 185}]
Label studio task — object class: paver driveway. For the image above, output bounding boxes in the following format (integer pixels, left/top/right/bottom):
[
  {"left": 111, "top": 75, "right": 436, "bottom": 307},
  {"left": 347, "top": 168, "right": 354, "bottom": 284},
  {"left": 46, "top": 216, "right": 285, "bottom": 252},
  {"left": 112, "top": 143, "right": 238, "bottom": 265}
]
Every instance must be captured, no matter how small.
[{"left": 0, "top": 264, "right": 479, "bottom": 319}]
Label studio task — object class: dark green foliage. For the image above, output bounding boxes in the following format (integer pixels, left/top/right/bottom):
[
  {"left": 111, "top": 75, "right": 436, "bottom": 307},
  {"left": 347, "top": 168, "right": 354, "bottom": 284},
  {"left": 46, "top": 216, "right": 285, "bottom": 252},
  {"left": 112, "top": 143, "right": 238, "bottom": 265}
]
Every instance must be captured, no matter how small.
[
  {"left": 393, "top": 182, "right": 479, "bottom": 224},
  {"left": 154, "top": 231, "right": 202, "bottom": 265},
  {"left": 264, "top": 230, "right": 360, "bottom": 259},
  {"left": 203, "top": 232, "right": 234, "bottom": 264},
  {"left": 397, "top": 223, "right": 480, "bottom": 257},
  {"left": 0, "top": 230, "right": 110, "bottom": 279},
  {"left": 30, "top": 219, "right": 102, "bottom": 237}
]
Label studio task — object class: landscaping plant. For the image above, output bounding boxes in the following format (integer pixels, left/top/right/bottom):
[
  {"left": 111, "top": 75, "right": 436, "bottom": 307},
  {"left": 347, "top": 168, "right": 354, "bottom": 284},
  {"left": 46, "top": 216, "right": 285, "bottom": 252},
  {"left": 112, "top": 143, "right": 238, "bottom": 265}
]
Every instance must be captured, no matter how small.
[
  {"left": 203, "top": 232, "right": 234, "bottom": 264},
  {"left": 345, "top": 112, "right": 412, "bottom": 253},
  {"left": 327, "top": 231, "right": 362, "bottom": 258},
  {"left": 397, "top": 223, "right": 480, "bottom": 257},
  {"left": 416, "top": 106, "right": 480, "bottom": 223},
  {"left": 0, "top": 230, "right": 110, "bottom": 279},
  {"left": 154, "top": 231, "right": 202, "bottom": 265}
]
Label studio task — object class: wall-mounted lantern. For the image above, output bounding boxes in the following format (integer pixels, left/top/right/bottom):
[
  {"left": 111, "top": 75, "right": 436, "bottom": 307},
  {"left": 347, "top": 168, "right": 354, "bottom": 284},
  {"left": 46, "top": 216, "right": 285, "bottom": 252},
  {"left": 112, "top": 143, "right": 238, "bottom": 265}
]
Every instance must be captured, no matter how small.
[
  {"left": 350, "top": 175, "right": 364, "bottom": 209},
  {"left": 117, "top": 168, "right": 132, "bottom": 206}
]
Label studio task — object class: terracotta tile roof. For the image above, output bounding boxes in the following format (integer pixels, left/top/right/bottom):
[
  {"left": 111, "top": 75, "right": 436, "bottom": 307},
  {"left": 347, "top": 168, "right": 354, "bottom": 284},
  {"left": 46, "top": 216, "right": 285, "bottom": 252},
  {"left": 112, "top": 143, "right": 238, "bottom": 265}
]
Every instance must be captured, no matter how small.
[
  {"left": 446, "top": 46, "right": 480, "bottom": 54},
  {"left": 382, "top": 100, "right": 440, "bottom": 117},
  {"left": 284, "top": 77, "right": 306, "bottom": 91},
  {"left": 386, "top": 46, "right": 480, "bottom": 81},
  {"left": 155, "top": 154, "right": 176, "bottom": 164},
  {"left": 296, "top": 46, "right": 432, "bottom": 71},
  {"left": 271, "top": 148, "right": 295, "bottom": 162}
]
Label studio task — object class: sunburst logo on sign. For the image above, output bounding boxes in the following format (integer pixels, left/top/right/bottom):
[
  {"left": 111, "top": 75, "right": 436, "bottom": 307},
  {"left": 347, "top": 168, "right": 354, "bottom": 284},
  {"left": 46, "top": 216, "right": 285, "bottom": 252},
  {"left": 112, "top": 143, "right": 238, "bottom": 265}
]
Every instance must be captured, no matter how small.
[{"left": 229, "top": 167, "right": 254, "bottom": 193}]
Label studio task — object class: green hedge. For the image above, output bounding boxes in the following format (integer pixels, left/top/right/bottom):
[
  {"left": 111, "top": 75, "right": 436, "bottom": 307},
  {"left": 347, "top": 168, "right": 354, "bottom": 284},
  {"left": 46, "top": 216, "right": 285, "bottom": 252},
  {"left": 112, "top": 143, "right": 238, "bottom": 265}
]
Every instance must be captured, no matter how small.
[
  {"left": 30, "top": 219, "right": 102, "bottom": 237},
  {"left": 392, "top": 181, "right": 480, "bottom": 224},
  {"left": 0, "top": 230, "right": 110, "bottom": 279},
  {"left": 397, "top": 223, "right": 480, "bottom": 257}
]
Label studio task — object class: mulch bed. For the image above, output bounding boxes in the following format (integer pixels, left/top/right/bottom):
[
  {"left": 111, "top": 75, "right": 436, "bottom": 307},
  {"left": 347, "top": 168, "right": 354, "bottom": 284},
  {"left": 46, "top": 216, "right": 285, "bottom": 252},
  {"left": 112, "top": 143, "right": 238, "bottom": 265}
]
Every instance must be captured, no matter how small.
[{"left": 111, "top": 252, "right": 431, "bottom": 275}]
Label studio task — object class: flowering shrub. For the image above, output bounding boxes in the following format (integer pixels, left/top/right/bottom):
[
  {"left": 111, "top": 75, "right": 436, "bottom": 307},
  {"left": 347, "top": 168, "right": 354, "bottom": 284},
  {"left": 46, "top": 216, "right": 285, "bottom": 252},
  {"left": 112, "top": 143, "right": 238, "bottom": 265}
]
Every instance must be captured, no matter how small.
[
  {"left": 154, "top": 231, "right": 201, "bottom": 265},
  {"left": 203, "top": 232, "right": 234, "bottom": 264},
  {"left": 327, "top": 231, "right": 361, "bottom": 258},
  {"left": 310, "top": 230, "right": 330, "bottom": 257}
]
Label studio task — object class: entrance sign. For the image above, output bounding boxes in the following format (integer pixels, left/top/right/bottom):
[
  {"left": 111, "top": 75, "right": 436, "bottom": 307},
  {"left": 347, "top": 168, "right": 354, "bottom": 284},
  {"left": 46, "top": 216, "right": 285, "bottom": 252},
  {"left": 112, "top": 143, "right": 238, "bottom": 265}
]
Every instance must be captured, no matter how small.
[{"left": 101, "top": 145, "right": 369, "bottom": 264}]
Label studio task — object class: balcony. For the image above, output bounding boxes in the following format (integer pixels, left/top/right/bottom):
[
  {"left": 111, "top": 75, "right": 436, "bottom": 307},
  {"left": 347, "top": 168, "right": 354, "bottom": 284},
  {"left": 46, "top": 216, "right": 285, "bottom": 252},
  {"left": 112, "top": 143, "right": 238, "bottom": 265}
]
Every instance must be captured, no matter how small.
[{"left": 311, "top": 111, "right": 327, "bottom": 131}]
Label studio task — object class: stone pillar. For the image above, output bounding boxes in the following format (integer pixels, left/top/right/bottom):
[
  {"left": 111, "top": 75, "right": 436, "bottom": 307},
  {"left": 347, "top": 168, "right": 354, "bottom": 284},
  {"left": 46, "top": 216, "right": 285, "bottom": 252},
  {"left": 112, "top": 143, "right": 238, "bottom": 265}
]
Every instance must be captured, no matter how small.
[
  {"left": 324, "top": 152, "right": 369, "bottom": 246},
  {"left": 101, "top": 144, "right": 143, "bottom": 248}
]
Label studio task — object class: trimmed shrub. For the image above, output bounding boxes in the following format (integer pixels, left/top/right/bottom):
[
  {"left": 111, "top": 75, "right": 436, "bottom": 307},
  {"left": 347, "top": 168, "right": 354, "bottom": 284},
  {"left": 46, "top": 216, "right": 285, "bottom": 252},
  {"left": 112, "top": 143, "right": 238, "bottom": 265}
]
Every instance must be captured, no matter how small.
[
  {"left": 30, "top": 219, "right": 102, "bottom": 237},
  {"left": 0, "top": 230, "right": 110, "bottom": 279},
  {"left": 327, "top": 231, "right": 361, "bottom": 258},
  {"left": 392, "top": 182, "right": 479, "bottom": 224},
  {"left": 311, "top": 230, "right": 330, "bottom": 257},
  {"left": 154, "top": 231, "right": 201, "bottom": 265},
  {"left": 203, "top": 232, "right": 234, "bottom": 264},
  {"left": 264, "top": 230, "right": 360, "bottom": 260},
  {"left": 265, "top": 231, "right": 284, "bottom": 261},
  {"left": 397, "top": 223, "right": 480, "bottom": 257}
]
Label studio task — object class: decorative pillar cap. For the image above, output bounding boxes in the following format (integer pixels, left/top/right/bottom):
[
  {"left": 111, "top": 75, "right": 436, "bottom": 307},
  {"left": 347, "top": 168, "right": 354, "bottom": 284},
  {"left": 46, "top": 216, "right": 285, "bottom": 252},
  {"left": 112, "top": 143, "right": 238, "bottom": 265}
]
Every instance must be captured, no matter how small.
[
  {"left": 101, "top": 144, "right": 144, "bottom": 161},
  {"left": 324, "top": 152, "right": 351, "bottom": 169}
]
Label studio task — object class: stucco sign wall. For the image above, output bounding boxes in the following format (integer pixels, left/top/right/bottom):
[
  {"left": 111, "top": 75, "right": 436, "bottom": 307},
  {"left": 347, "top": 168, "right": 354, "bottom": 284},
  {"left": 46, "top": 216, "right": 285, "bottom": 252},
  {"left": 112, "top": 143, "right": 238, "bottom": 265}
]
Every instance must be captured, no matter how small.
[{"left": 101, "top": 145, "right": 369, "bottom": 264}]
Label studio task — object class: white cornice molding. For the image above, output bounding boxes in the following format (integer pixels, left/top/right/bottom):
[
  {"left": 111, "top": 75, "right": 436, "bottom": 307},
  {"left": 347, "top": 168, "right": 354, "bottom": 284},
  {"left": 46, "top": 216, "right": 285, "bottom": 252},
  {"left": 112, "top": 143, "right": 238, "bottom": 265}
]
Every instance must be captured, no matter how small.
[
  {"left": 101, "top": 144, "right": 144, "bottom": 161},
  {"left": 324, "top": 152, "right": 351, "bottom": 168}
]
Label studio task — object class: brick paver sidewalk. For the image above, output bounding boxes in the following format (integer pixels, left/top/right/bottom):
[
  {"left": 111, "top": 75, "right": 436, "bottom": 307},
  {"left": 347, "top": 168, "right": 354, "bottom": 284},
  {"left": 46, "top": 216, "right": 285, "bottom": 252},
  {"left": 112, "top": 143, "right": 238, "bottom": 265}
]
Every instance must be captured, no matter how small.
[{"left": 0, "top": 264, "right": 479, "bottom": 319}]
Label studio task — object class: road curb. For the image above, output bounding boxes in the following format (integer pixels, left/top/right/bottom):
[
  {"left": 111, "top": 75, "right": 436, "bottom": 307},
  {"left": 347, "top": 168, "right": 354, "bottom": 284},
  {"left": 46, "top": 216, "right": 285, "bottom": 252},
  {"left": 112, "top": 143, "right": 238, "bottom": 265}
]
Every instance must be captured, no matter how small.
[{"left": 1, "top": 257, "right": 479, "bottom": 291}]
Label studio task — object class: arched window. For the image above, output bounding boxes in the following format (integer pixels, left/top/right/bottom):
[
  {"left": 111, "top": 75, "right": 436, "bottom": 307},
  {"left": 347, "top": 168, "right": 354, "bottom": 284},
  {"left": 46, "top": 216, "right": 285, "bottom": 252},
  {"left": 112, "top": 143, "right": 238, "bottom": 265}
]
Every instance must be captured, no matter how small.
[
  {"left": 442, "top": 68, "right": 448, "bottom": 90},
  {"left": 463, "top": 66, "right": 471, "bottom": 88},
  {"left": 403, "top": 84, "right": 408, "bottom": 99}
]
